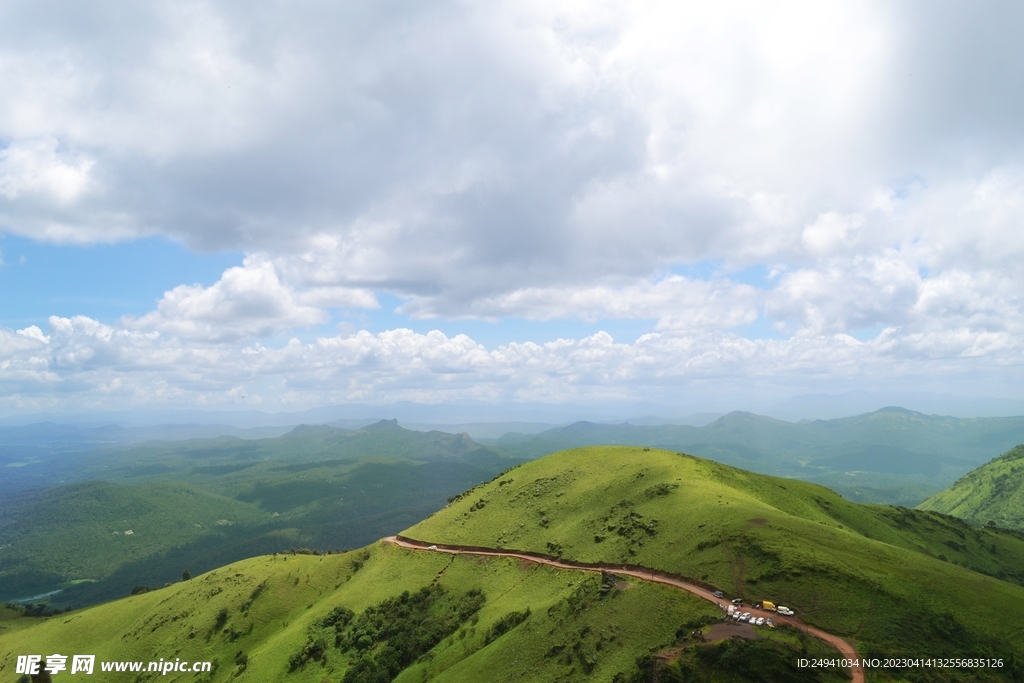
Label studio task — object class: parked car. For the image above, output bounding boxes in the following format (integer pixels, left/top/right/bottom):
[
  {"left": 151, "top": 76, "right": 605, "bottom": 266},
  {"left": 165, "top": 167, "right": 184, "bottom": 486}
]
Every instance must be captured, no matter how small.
[
  {"left": 756, "top": 617, "right": 765, "bottom": 626},
  {"left": 713, "top": 591, "right": 724, "bottom": 598},
  {"left": 428, "top": 545, "right": 438, "bottom": 550},
  {"left": 766, "top": 618, "right": 774, "bottom": 628},
  {"left": 731, "top": 598, "right": 743, "bottom": 605}
]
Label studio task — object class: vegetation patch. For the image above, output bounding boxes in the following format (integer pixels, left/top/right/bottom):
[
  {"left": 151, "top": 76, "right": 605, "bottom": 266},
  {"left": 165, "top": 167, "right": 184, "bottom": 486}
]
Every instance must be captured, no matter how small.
[
  {"left": 290, "top": 583, "right": 486, "bottom": 682},
  {"left": 627, "top": 635, "right": 850, "bottom": 683},
  {"left": 484, "top": 607, "right": 531, "bottom": 644}
]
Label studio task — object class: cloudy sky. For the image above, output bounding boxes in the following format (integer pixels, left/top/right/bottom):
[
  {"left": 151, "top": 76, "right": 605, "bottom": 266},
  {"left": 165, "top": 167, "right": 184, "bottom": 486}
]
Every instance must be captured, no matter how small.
[{"left": 1, "top": 0, "right": 1023, "bottom": 418}]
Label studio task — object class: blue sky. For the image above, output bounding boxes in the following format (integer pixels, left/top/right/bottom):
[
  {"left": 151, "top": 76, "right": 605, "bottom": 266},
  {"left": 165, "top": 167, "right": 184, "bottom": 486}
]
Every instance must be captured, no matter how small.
[
  {"left": 1, "top": 1, "right": 1023, "bottom": 419},
  {"left": 0, "top": 236, "right": 240, "bottom": 328}
]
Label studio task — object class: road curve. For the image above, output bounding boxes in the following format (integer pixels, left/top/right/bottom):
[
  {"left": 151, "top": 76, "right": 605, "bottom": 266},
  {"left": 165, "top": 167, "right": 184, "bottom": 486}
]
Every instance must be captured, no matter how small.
[{"left": 384, "top": 536, "right": 863, "bottom": 683}]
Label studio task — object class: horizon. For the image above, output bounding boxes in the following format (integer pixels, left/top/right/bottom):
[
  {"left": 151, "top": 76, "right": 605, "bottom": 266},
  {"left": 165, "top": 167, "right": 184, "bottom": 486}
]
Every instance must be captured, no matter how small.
[{"left": 4, "top": 397, "right": 1024, "bottom": 432}]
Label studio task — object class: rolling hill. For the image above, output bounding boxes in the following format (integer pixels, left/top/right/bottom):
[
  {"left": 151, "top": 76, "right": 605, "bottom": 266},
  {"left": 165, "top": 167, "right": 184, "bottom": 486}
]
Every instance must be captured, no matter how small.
[
  {"left": 408, "top": 446, "right": 1024, "bottom": 676},
  {"left": 0, "top": 421, "right": 520, "bottom": 609},
  {"left": 4, "top": 447, "right": 1024, "bottom": 682},
  {"left": 919, "top": 444, "right": 1024, "bottom": 531}
]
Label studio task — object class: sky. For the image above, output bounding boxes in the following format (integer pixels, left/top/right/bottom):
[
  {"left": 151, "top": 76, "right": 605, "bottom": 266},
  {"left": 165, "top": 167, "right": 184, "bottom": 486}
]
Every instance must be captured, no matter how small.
[{"left": 2, "top": 0, "right": 1024, "bottom": 420}]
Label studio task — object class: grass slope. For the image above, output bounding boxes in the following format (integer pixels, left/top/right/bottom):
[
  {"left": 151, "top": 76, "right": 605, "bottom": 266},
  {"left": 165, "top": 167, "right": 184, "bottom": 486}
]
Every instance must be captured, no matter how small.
[
  {"left": 3, "top": 542, "right": 814, "bottom": 683},
  {"left": 7, "top": 447, "right": 1024, "bottom": 681},
  {"left": 408, "top": 447, "right": 1024, "bottom": 675},
  {"left": 919, "top": 444, "right": 1024, "bottom": 531}
]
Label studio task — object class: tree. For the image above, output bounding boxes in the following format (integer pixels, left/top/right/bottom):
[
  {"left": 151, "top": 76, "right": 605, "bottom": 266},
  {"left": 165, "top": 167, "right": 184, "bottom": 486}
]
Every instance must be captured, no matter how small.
[{"left": 182, "top": 569, "right": 192, "bottom": 581}]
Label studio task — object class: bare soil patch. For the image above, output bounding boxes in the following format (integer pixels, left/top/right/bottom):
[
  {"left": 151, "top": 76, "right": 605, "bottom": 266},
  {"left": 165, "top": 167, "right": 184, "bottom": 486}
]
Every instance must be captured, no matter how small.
[{"left": 706, "top": 622, "right": 760, "bottom": 642}]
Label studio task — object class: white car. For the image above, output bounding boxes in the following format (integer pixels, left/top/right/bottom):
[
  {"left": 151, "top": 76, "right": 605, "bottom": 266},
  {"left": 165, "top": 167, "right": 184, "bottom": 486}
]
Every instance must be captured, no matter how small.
[
  {"left": 427, "top": 545, "right": 438, "bottom": 550},
  {"left": 756, "top": 617, "right": 765, "bottom": 626}
]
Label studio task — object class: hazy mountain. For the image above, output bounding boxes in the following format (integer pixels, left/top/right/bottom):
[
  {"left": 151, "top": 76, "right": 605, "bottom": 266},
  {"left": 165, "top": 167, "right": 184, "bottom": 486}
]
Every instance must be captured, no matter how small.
[
  {"left": 493, "top": 407, "right": 1024, "bottom": 505},
  {"left": 0, "top": 421, "right": 521, "bottom": 608}
]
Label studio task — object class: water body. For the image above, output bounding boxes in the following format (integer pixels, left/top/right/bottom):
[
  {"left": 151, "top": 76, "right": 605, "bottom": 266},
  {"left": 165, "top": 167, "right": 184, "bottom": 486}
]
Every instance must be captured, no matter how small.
[{"left": 10, "top": 589, "right": 62, "bottom": 603}]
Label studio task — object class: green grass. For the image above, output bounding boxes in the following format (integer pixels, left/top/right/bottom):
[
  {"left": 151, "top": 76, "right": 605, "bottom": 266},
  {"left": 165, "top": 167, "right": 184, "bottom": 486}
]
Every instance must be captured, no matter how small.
[
  {"left": 919, "top": 445, "right": 1024, "bottom": 531},
  {"left": 6, "top": 446, "right": 1024, "bottom": 681},
  {"left": 0, "top": 543, "right": 726, "bottom": 682},
  {"left": 408, "top": 447, "right": 1024, "bottom": 676}
]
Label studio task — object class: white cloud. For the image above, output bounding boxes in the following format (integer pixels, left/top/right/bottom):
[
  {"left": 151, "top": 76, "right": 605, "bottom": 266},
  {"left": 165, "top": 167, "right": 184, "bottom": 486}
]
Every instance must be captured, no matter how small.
[
  {"left": 399, "top": 274, "right": 759, "bottom": 330},
  {"left": 1, "top": 315, "right": 1022, "bottom": 413},
  {"left": 126, "top": 257, "right": 333, "bottom": 342},
  {"left": 1, "top": 2, "right": 1024, "bottom": 409},
  {"left": 16, "top": 325, "right": 50, "bottom": 343},
  {"left": 0, "top": 138, "right": 94, "bottom": 204}
]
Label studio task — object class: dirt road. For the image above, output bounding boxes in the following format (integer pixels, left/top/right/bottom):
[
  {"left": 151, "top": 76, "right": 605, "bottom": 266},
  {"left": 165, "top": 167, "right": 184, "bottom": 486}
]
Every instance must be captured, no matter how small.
[{"left": 385, "top": 535, "right": 863, "bottom": 683}]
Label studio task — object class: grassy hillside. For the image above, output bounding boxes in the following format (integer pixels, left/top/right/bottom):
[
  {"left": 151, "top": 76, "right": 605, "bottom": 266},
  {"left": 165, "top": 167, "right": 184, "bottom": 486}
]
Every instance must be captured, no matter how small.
[
  {"left": 0, "top": 543, "right": 845, "bottom": 683},
  {"left": 919, "top": 445, "right": 1024, "bottom": 531},
  {"left": 409, "top": 447, "right": 1024, "bottom": 674},
  {"left": 6, "top": 447, "right": 1024, "bottom": 681}
]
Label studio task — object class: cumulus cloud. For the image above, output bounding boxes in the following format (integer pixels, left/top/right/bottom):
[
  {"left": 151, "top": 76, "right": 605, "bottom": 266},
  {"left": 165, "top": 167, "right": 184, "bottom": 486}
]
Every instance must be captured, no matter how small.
[
  {"left": 0, "top": 138, "right": 94, "bottom": 204},
  {"left": 1, "top": 1, "right": 1024, "bottom": 409},
  {"left": 1, "top": 316, "right": 1022, "bottom": 414},
  {"left": 399, "top": 275, "right": 760, "bottom": 331},
  {"left": 125, "top": 257, "right": 340, "bottom": 342}
]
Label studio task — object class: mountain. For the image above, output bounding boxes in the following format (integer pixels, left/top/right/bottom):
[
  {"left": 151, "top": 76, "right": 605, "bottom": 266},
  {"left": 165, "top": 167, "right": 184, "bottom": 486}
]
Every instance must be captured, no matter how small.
[
  {"left": 918, "top": 444, "right": 1024, "bottom": 531},
  {"left": 0, "top": 421, "right": 520, "bottom": 608},
  {"left": 0, "top": 422, "right": 292, "bottom": 496},
  {"left": 5, "top": 447, "right": 1024, "bottom": 682},
  {"left": 408, "top": 446, "right": 1024, "bottom": 674},
  {"left": 490, "top": 407, "right": 1024, "bottom": 505}
]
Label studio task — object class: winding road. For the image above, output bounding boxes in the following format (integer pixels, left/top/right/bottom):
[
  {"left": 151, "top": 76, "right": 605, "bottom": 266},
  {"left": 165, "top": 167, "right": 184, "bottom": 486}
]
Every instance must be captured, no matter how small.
[{"left": 385, "top": 535, "right": 863, "bottom": 683}]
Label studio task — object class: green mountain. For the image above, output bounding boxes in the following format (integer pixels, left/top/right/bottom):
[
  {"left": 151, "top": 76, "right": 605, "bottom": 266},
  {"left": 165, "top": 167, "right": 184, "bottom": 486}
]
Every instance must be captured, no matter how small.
[
  {"left": 0, "top": 421, "right": 519, "bottom": 608},
  {"left": 4, "top": 447, "right": 1024, "bottom": 682},
  {"left": 408, "top": 447, "right": 1024, "bottom": 680},
  {"left": 0, "top": 480, "right": 269, "bottom": 601},
  {"left": 919, "top": 445, "right": 1024, "bottom": 531},
  {"left": 490, "top": 408, "right": 1024, "bottom": 505}
]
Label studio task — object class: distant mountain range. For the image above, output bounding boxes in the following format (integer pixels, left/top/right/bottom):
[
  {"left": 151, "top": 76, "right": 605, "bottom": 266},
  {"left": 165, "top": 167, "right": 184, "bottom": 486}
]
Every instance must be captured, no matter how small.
[
  {"left": 0, "top": 421, "right": 521, "bottom": 607},
  {"left": 487, "top": 407, "right": 1024, "bottom": 505}
]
